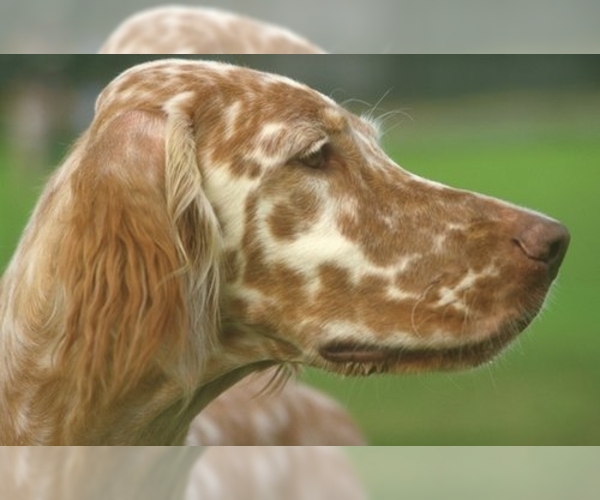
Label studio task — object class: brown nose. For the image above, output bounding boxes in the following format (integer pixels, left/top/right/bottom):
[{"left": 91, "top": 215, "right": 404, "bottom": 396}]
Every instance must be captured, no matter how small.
[{"left": 513, "top": 216, "right": 570, "bottom": 280}]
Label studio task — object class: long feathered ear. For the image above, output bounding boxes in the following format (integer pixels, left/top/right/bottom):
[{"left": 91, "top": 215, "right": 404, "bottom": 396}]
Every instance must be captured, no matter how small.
[
  {"left": 56, "top": 109, "right": 222, "bottom": 407},
  {"left": 163, "top": 107, "right": 223, "bottom": 386}
]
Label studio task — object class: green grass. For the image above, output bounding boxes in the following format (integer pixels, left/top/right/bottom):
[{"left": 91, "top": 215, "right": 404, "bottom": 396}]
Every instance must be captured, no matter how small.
[
  {"left": 1, "top": 90, "right": 599, "bottom": 445},
  {"left": 0, "top": 164, "right": 47, "bottom": 265}
]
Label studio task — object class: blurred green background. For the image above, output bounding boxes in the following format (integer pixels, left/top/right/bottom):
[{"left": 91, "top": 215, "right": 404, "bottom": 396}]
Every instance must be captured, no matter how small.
[
  {"left": 345, "top": 447, "right": 600, "bottom": 499},
  {"left": 1, "top": 56, "right": 599, "bottom": 445}
]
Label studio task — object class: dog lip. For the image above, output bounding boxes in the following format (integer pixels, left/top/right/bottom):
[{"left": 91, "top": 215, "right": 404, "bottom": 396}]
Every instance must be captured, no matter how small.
[
  {"left": 318, "top": 344, "right": 392, "bottom": 363},
  {"left": 318, "top": 330, "right": 517, "bottom": 368},
  {"left": 317, "top": 341, "right": 466, "bottom": 365}
]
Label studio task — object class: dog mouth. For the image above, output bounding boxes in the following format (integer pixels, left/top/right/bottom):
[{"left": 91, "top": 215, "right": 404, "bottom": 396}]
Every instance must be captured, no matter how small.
[{"left": 318, "top": 326, "right": 523, "bottom": 375}]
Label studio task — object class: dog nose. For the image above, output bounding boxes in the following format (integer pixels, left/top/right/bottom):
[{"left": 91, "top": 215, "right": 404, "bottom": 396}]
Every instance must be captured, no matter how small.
[{"left": 513, "top": 216, "right": 570, "bottom": 279}]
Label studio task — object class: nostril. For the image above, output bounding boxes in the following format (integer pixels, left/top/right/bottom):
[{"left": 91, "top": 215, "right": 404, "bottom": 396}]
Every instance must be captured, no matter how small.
[
  {"left": 514, "top": 219, "right": 570, "bottom": 277},
  {"left": 547, "top": 237, "right": 566, "bottom": 263}
]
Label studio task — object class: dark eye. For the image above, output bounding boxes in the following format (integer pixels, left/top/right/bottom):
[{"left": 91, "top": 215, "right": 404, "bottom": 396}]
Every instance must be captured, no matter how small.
[{"left": 298, "top": 144, "right": 328, "bottom": 169}]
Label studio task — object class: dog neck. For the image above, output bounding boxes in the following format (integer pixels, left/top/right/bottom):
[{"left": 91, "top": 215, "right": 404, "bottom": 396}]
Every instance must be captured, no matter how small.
[{"left": 0, "top": 274, "right": 280, "bottom": 445}]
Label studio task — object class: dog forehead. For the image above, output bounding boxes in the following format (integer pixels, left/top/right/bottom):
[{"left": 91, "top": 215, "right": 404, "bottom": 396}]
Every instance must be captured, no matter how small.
[
  {"left": 100, "top": 60, "right": 263, "bottom": 95},
  {"left": 96, "top": 59, "right": 347, "bottom": 137}
]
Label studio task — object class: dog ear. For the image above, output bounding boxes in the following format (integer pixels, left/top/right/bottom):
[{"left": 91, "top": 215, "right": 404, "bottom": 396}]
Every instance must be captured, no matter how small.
[
  {"left": 56, "top": 109, "right": 222, "bottom": 407},
  {"left": 163, "top": 108, "right": 223, "bottom": 386}
]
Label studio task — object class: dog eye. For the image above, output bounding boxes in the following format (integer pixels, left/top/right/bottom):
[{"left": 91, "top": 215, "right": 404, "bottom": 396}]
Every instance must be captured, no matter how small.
[{"left": 298, "top": 144, "right": 328, "bottom": 169}]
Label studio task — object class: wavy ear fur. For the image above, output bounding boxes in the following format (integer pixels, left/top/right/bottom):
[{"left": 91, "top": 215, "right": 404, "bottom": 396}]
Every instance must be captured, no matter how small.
[{"left": 56, "top": 109, "right": 222, "bottom": 407}]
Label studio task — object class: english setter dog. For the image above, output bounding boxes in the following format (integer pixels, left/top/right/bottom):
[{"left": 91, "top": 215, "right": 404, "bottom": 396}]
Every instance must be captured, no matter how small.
[{"left": 0, "top": 59, "right": 569, "bottom": 444}]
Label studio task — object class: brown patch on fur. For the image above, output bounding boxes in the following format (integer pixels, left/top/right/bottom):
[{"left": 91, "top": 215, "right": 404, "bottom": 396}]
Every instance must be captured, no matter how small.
[{"left": 268, "top": 186, "right": 322, "bottom": 241}]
